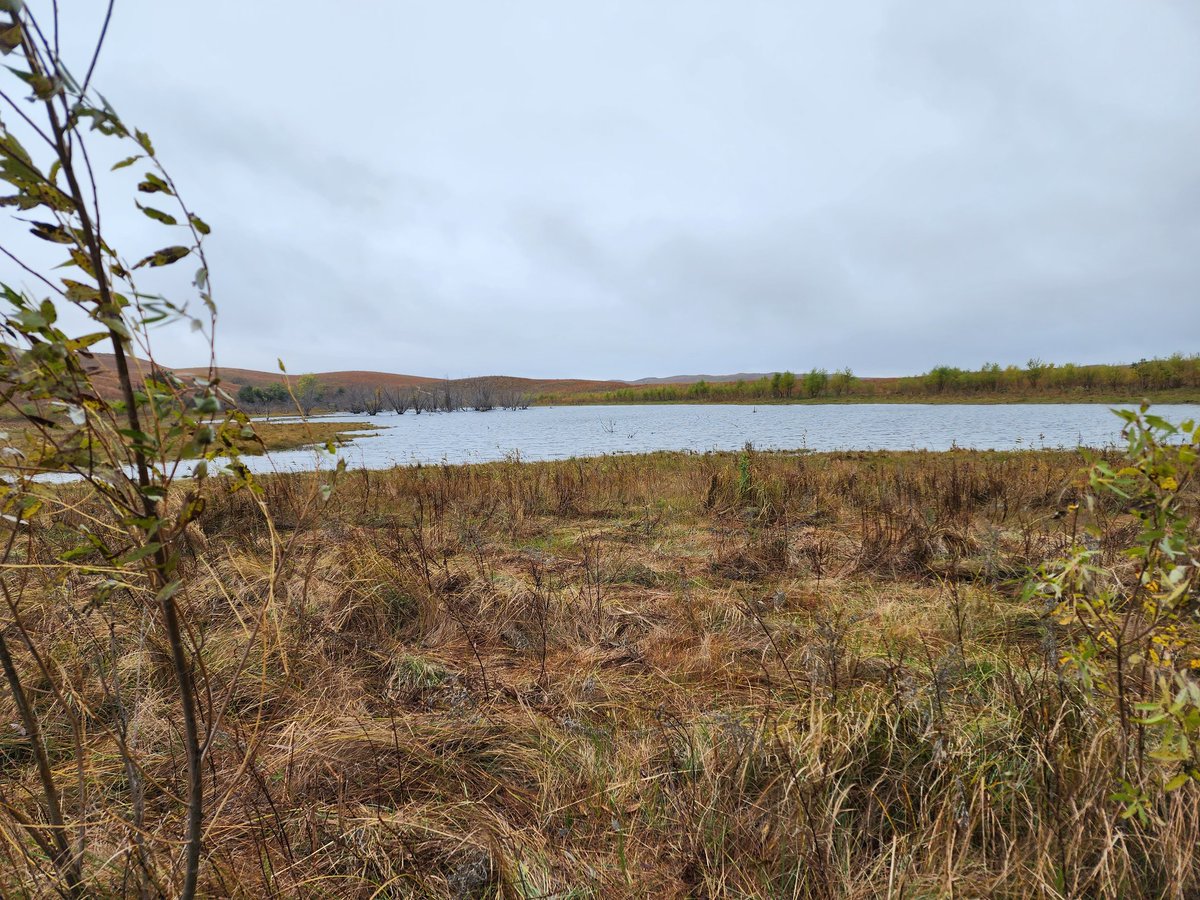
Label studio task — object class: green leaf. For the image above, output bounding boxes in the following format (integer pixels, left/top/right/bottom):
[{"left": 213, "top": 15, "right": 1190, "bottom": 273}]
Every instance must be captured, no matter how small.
[
  {"left": 1150, "top": 745, "right": 1186, "bottom": 762},
  {"left": 0, "top": 132, "right": 41, "bottom": 184},
  {"left": 56, "top": 247, "right": 97, "bottom": 277},
  {"left": 136, "top": 172, "right": 172, "bottom": 195},
  {"left": 137, "top": 203, "right": 177, "bottom": 225},
  {"left": 97, "top": 315, "right": 130, "bottom": 339},
  {"left": 0, "top": 21, "right": 22, "bottom": 55},
  {"left": 5, "top": 65, "right": 62, "bottom": 99},
  {"left": 192, "top": 395, "right": 219, "bottom": 414},
  {"left": 175, "top": 496, "right": 206, "bottom": 525},
  {"left": 134, "top": 129, "right": 155, "bottom": 155},
  {"left": 115, "top": 542, "right": 163, "bottom": 566},
  {"left": 132, "top": 245, "right": 190, "bottom": 269},
  {"left": 156, "top": 580, "right": 183, "bottom": 604},
  {"left": 3, "top": 182, "right": 74, "bottom": 214},
  {"left": 66, "top": 331, "right": 110, "bottom": 351},
  {"left": 27, "top": 221, "right": 73, "bottom": 243},
  {"left": 1165, "top": 772, "right": 1191, "bottom": 792},
  {"left": 188, "top": 213, "right": 211, "bottom": 235},
  {"left": 69, "top": 103, "right": 127, "bottom": 137},
  {"left": 61, "top": 279, "right": 101, "bottom": 302},
  {"left": 0, "top": 127, "right": 32, "bottom": 162},
  {"left": 111, "top": 155, "right": 142, "bottom": 171},
  {"left": 0, "top": 193, "right": 40, "bottom": 210},
  {"left": 116, "top": 427, "right": 155, "bottom": 446},
  {"left": 15, "top": 306, "right": 48, "bottom": 328}
]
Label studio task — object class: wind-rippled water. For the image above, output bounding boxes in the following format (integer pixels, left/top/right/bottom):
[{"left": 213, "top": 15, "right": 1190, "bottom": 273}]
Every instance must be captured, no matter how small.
[{"left": 232, "top": 403, "right": 1199, "bottom": 474}]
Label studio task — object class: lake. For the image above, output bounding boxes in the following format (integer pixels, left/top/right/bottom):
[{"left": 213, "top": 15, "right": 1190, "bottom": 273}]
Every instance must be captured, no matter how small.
[{"left": 234, "top": 402, "right": 1200, "bottom": 473}]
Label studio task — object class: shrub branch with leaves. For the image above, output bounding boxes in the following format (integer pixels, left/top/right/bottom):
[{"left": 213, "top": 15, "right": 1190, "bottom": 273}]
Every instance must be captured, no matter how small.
[
  {"left": 0, "top": 3, "right": 277, "bottom": 896},
  {"left": 1030, "top": 406, "right": 1200, "bottom": 822}
]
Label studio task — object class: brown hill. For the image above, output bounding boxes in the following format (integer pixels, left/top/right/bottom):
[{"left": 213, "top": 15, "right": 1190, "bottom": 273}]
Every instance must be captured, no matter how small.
[
  {"left": 452, "top": 375, "right": 627, "bottom": 396},
  {"left": 76, "top": 355, "right": 917, "bottom": 400},
  {"left": 173, "top": 367, "right": 442, "bottom": 392},
  {"left": 74, "top": 354, "right": 625, "bottom": 400},
  {"left": 201, "top": 369, "right": 626, "bottom": 398}
]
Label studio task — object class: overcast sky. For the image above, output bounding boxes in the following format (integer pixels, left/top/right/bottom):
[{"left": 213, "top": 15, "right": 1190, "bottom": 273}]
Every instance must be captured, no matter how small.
[{"left": 10, "top": 1, "right": 1200, "bottom": 379}]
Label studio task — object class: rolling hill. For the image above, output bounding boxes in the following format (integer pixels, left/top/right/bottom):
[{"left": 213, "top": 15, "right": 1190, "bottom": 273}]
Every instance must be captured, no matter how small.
[{"left": 76, "top": 354, "right": 633, "bottom": 400}]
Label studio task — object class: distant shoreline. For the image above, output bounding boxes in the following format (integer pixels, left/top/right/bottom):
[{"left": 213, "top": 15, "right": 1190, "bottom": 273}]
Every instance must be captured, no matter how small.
[{"left": 535, "top": 390, "right": 1200, "bottom": 407}]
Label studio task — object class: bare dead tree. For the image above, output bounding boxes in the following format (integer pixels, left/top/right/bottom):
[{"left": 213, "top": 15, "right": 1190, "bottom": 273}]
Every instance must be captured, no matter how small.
[
  {"left": 343, "top": 386, "right": 367, "bottom": 414},
  {"left": 473, "top": 382, "right": 495, "bottom": 412},
  {"left": 364, "top": 386, "right": 385, "bottom": 416},
  {"left": 437, "top": 378, "right": 459, "bottom": 412},
  {"left": 385, "top": 386, "right": 410, "bottom": 415}
]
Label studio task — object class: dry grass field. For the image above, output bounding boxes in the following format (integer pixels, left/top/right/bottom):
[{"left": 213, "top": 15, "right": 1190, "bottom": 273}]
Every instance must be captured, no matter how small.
[{"left": 3, "top": 445, "right": 1199, "bottom": 897}]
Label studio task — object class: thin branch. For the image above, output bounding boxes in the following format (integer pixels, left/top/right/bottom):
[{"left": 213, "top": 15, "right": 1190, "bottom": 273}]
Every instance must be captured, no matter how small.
[
  {"left": 80, "top": 1, "right": 116, "bottom": 98},
  {"left": 0, "top": 88, "right": 57, "bottom": 149},
  {"left": 0, "top": 244, "right": 68, "bottom": 298}
]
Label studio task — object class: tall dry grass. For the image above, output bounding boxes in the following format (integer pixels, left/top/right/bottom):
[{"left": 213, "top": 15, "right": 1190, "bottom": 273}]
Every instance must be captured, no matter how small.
[{"left": 2, "top": 448, "right": 1198, "bottom": 897}]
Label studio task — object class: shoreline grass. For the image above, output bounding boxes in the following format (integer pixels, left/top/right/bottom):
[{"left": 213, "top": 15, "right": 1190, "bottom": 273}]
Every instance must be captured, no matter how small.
[{"left": 249, "top": 419, "right": 381, "bottom": 453}]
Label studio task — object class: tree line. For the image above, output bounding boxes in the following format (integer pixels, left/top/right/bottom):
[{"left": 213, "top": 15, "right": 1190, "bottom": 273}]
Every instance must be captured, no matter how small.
[
  {"left": 565, "top": 354, "right": 1200, "bottom": 404},
  {"left": 894, "top": 355, "right": 1200, "bottom": 396},
  {"left": 233, "top": 354, "right": 1200, "bottom": 413},
  {"left": 594, "top": 368, "right": 856, "bottom": 403}
]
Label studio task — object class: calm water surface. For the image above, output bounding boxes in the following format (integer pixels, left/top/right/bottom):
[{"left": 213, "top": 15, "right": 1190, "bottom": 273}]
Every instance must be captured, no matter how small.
[{"left": 234, "top": 403, "right": 1200, "bottom": 474}]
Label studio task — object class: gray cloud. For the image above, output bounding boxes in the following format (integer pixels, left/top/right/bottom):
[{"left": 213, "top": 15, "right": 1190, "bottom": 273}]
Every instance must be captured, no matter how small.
[{"left": 4, "top": 0, "right": 1197, "bottom": 378}]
